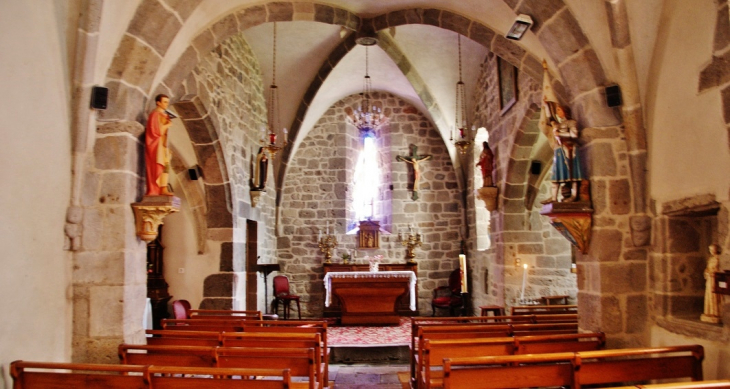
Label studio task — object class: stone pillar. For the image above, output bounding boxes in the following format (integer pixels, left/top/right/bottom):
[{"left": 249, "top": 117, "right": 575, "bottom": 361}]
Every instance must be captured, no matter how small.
[{"left": 72, "top": 121, "right": 147, "bottom": 363}]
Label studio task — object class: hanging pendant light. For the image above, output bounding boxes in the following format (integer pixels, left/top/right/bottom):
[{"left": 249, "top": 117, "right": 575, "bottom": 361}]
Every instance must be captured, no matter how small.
[
  {"left": 262, "top": 22, "right": 287, "bottom": 158},
  {"left": 350, "top": 46, "right": 387, "bottom": 137},
  {"left": 452, "top": 34, "right": 472, "bottom": 154}
]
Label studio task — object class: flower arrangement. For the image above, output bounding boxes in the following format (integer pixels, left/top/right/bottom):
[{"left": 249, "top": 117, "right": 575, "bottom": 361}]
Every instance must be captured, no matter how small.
[
  {"left": 367, "top": 255, "right": 383, "bottom": 272},
  {"left": 341, "top": 251, "right": 351, "bottom": 264}
]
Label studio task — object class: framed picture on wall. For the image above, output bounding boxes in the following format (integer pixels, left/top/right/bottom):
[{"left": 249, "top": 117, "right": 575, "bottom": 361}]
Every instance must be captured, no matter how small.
[{"left": 498, "top": 57, "right": 517, "bottom": 115}]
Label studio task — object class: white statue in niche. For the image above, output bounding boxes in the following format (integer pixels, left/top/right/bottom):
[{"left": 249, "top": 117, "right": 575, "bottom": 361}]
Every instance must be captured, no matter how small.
[{"left": 700, "top": 244, "right": 722, "bottom": 324}]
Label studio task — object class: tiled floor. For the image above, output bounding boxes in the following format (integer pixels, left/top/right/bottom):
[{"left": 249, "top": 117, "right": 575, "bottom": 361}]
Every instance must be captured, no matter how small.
[{"left": 328, "top": 364, "right": 409, "bottom": 389}]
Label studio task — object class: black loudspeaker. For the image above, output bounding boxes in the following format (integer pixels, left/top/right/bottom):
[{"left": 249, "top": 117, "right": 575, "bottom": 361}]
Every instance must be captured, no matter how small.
[
  {"left": 90, "top": 86, "right": 108, "bottom": 110},
  {"left": 530, "top": 160, "right": 542, "bottom": 175},
  {"left": 605, "top": 85, "right": 622, "bottom": 107},
  {"left": 188, "top": 166, "right": 201, "bottom": 180}
]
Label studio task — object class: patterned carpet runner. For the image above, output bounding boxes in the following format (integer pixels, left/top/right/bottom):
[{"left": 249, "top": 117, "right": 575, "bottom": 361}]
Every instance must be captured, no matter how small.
[{"left": 328, "top": 318, "right": 410, "bottom": 347}]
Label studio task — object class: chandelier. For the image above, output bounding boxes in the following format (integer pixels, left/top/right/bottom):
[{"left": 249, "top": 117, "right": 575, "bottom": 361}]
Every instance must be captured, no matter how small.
[
  {"left": 261, "top": 22, "right": 287, "bottom": 157},
  {"left": 452, "top": 34, "right": 472, "bottom": 155},
  {"left": 351, "top": 46, "right": 387, "bottom": 137}
]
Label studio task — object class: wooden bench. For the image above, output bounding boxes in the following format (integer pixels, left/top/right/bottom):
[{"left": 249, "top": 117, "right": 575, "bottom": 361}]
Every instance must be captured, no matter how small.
[
  {"left": 146, "top": 366, "right": 292, "bottom": 388},
  {"left": 189, "top": 309, "right": 263, "bottom": 320},
  {"left": 146, "top": 329, "right": 222, "bottom": 347},
  {"left": 216, "top": 346, "right": 320, "bottom": 389},
  {"left": 10, "top": 361, "right": 148, "bottom": 388},
  {"left": 119, "top": 344, "right": 218, "bottom": 367},
  {"left": 442, "top": 345, "right": 705, "bottom": 389},
  {"left": 221, "top": 332, "right": 327, "bottom": 388},
  {"left": 510, "top": 322, "right": 579, "bottom": 336},
  {"left": 611, "top": 380, "right": 730, "bottom": 389},
  {"left": 418, "top": 332, "right": 605, "bottom": 389},
  {"left": 511, "top": 304, "right": 578, "bottom": 315},
  {"left": 10, "top": 360, "right": 293, "bottom": 389}
]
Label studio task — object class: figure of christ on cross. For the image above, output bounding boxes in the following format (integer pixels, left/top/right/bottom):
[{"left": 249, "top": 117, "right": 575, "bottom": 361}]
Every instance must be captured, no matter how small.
[{"left": 396, "top": 144, "right": 432, "bottom": 201}]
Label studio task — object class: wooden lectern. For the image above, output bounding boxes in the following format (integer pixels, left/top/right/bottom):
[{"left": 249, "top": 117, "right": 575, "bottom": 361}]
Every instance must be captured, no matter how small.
[{"left": 256, "top": 263, "right": 280, "bottom": 314}]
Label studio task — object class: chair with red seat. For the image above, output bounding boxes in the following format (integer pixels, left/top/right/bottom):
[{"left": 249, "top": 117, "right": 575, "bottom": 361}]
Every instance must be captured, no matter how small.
[
  {"left": 273, "top": 275, "right": 301, "bottom": 320},
  {"left": 431, "top": 269, "right": 464, "bottom": 316},
  {"left": 172, "top": 299, "right": 191, "bottom": 319}
]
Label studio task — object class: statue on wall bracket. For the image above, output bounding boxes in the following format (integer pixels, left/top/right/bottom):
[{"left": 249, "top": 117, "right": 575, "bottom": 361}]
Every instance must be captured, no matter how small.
[
  {"left": 475, "top": 141, "right": 498, "bottom": 211},
  {"left": 538, "top": 60, "right": 593, "bottom": 253},
  {"left": 132, "top": 94, "right": 181, "bottom": 242},
  {"left": 250, "top": 146, "right": 268, "bottom": 207}
]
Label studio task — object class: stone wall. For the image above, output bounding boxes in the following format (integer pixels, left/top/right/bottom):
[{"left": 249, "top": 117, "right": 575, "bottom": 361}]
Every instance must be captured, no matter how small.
[
  {"left": 277, "top": 92, "right": 463, "bottom": 317},
  {"left": 467, "top": 52, "right": 576, "bottom": 313},
  {"left": 176, "top": 32, "right": 276, "bottom": 308}
]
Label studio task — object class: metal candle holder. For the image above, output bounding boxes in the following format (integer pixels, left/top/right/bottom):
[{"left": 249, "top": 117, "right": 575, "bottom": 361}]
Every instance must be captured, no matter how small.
[
  {"left": 318, "top": 234, "right": 338, "bottom": 264},
  {"left": 399, "top": 230, "right": 422, "bottom": 263}
]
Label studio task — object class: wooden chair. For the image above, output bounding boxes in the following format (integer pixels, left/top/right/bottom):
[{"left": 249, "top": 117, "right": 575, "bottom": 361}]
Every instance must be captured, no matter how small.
[
  {"left": 273, "top": 275, "right": 301, "bottom": 320},
  {"left": 431, "top": 269, "right": 464, "bottom": 316},
  {"left": 172, "top": 299, "right": 191, "bottom": 319}
]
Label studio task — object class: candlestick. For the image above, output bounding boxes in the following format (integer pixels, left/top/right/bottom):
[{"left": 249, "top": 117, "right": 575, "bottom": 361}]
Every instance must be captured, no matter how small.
[
  {"left": 520, "top": 263, "right": 528, "bottom": 301},
  {"left": 459, "top": 254, "right": 467, "bottom": 293}
]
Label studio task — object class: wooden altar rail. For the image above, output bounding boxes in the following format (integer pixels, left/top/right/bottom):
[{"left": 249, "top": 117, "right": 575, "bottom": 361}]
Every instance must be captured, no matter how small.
[
  {"left": 417, "top": 332, "right": 605, "bottom": 389},
  {"left": 119, "top": 344, "right": 321, "bottom": 389},
  {"left": 10, "top": 360, "right": 293, "bottom": 389},
  {"left": 442, "top": 345, "right": 704, "bottom": 389}
]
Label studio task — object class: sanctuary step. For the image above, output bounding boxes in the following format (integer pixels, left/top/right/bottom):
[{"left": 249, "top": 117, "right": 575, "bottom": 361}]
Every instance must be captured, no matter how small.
[{"left": 330, "top": 345, "right": 410, "bottom": 365}]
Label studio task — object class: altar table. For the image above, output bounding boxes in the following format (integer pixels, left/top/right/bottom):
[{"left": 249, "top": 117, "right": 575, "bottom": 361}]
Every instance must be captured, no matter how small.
[{"left": 323, "top": 271, "right": 417, "bottom": 325}]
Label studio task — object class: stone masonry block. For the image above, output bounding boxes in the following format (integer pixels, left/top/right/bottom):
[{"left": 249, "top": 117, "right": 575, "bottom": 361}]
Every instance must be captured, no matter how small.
[
  {"left": 517, "top": 0, "right": 565, "bottom": 33},
  {"left": 558, "top": 49, "right": 606, "bottom": 99},
  {"left": 267, "top": 2, "right": 294, "bottom": 22},
  {"left": 107, "top": 35, "right": 161, "bottom": 91},
  {"left": 98, "top": 81, "right": 147, "bottom": 122},
  {"left": 211, "top": 13, "right": 239, "bottom": 45},
  {"left": 584, "top": 143, "right": 616, "bottom": 178},
  {"left": 206, "top": 183, "right": 233, "bottom": 228},
  {"left": 194, "top": 142, "right": 226, "bottom": 184},
  {"left": 608, "top": 179, "right": 631, "bottom": 215},
  {"left": 127, "top": 0, "right": 181, "bottom": 56},
  {"left": 94, "top": 135, "right": 140, "bottom": 172},
  {"left": 89, "top": 285, "right": 125, "bottom": 337},
  {"left": 163, "top": 46, "right": 199, "bottom": 93},
  {"left": 203, "top": 273, "right": 234, "bottom": 297},
  {"left": 97, "top": 121, "right": 145, "bottom": 137},
  {"left": 600, "top": 262, "right": 646, "bottom": 294},
  {"left": 74, "top": 251, "right": 126, "bottom": 285},
  {"left": 590, "top": 229, "right": 623, "bottom": 262},
  {"left": 440, "top": 11, "right": 470, "bottom": 36},
  {"left": 537, "top": 8, "right": 589, "bottom": 60}
]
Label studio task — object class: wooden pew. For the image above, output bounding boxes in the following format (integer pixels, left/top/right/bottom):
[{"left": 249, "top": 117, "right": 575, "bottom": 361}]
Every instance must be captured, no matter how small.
[
  {"left": 419, "top": 332, "right": 605, "bottom": 389},
  {"left": 216, "top": 346, "right": 320, "bottom": 389},
  {"left": 514, "top": 332, "right": 606, "bottom": 354},
  {"left": 10, "top": 360, "right": 293, "bottom": 389},
  {"left": 146, "top": 366, "right": 292, "bottom": 388},
  {"left": 610, "top": 380, "right": 730, "bottom": 389},
  {"left": 147, "top": 366, "right": 292, "bottom": 389},
  {"left": 442, "top": 345, "right": 705, "bottom": 389},
  {"left": 10, "top": 361, "right": 148, "bottom": 389},
  {"left": 145, "top": 329, "right": 222, "bottom": 347},
  {"left": 221, "top": 332, "right": 327, "bottom": 388},
  {"left": 574, "top": 345, "right": 705, "bottom": 388},
  {"left": 189, "top": 309, "right": 262, "bottom": 319},
  {"left": 119, "top": 344, "right": 217, "bottom": 367},
  {"left": 511, "top": 322, "right": 579, "bottom": 336},
  {"left": 511, "top": 304, "right": 578, "bottom": 315},
  {"left": 420, "top": 337, "right": 515, "bottom": 389}
]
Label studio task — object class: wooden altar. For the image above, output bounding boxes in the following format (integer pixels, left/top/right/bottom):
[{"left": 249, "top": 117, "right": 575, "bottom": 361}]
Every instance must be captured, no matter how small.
[
  {"left": 323, "top": 263, "right": 418, "bottom": 322},
  {"left": 324, "top": 271, "right": 416, "bottom": 325}
]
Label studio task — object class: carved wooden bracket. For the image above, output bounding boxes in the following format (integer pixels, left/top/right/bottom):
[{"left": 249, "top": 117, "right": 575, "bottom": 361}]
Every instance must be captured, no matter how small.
[
  {"left": 540, "top": 201, "right": 593, "bottom": 254},
  {"left": 476, "top": 186, "right": 499, "bottom": 211},
  {"left": 250, "top": 190, "right": 262, "bottom": 208},
  {"left": 131, "top": 195, "right": 181, "bottom": 242}
]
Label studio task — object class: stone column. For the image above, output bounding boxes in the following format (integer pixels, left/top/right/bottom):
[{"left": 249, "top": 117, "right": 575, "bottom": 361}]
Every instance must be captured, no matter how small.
[{"left": 72, "top": 121, "right": 147, "bottom": 363}]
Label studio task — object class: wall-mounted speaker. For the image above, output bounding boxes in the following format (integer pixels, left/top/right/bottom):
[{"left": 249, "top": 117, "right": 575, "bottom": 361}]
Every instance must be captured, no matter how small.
[
  {"left": 90, "top": 86, "right": 108, "bottom": 110},
  {"left": 188, "top": 165, "right": 202, "bottom": 180},
  {"left": 530, "top": 160, "right": 542, "bottom": 175},
  {"left": 605, "top": 85, "right": 622, "bottom": 107}
]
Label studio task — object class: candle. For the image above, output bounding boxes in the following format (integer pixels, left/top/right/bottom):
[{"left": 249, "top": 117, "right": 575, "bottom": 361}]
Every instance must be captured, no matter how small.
[
  {"left": 459, "top": 254, "right": 467, "bottom": 293},
  {"left": 326, "top": 221, "right": 330, "bottom": 235},
  {"left": 520, "top": 263, "right": 528, "bottom": 301},
  {"left": 318, "top": 229, "right": 322, "bottom": 240}
]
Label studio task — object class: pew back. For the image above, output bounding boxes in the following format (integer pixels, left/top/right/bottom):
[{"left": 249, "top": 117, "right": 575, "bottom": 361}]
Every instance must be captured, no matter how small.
[{"left": 10, "top": 361, "right": 147, "bottom": 389}]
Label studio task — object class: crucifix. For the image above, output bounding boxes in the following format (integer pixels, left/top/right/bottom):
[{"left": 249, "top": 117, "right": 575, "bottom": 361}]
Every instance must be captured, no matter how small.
[{"left": 396, "top": 144, "right": 432, "bottom": 201}]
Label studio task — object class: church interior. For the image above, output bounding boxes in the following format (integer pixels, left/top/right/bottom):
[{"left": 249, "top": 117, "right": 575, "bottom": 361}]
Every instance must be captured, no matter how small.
[{"left": 2, "top": 0, "right": 730, "bottom": 387}]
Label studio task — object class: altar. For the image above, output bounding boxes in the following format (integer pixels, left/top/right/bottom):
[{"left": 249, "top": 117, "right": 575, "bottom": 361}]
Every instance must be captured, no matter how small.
[{"left": 323, "top": 270, "right": 417, "bottom": 325}]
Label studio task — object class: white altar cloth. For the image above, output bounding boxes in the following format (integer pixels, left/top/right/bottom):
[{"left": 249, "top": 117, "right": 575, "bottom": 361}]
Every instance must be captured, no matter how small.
[{"left": 323, "top": 270, "right": 417, "bottom": 310}]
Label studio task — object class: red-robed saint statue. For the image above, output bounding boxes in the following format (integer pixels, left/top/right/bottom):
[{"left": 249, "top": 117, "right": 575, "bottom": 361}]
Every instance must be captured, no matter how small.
[{"left": 145, "top": 94, "right": 173, "bottom": 196}]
